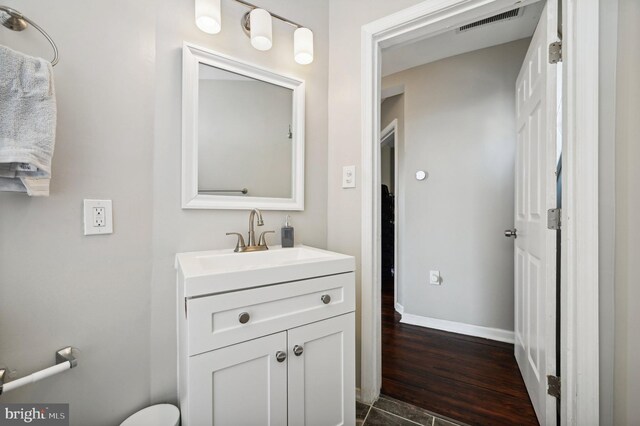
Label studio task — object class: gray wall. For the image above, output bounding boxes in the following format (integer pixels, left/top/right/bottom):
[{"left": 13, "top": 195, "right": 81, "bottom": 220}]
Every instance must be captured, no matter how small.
[
  {"left": 151, "top": 0, "right": 329, "bottom": 406},
  {"left": 382, "top": 40, "right": 529, "bottom": 331},
  {"left": 0, "top": 0, "right": 329, "bottom": 424},
  {"left": 381, "top": 94, "right": 404, "bottom": 304},
  {"left": 614, "top": 0, "right": 640, "bottom": 423},
  {"left": 380, "top": 146, "right": 394, "bottom": 191},
  {"left": 381, "top": 95, "right": 405, "bottom": 198},
  {"left": 0, "top": 0, "right": 155, "bottom": 424},
  {"left": 598, "top": 0, "right": 619, "bottom": 423},
  {"left": 198, "top": 81, "right": 293, "bottom": 198}
]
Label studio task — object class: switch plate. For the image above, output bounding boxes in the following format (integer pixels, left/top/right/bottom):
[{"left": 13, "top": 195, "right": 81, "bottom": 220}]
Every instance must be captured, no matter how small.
[
  {"left": 429, "top": 270, "right": 441, "bottom": 285},
  {"left": 84, "top": 199, "right": 113, "bottom": 235},
  {"left": 342, "top": 165, "right": 356, "bottom": 188}
]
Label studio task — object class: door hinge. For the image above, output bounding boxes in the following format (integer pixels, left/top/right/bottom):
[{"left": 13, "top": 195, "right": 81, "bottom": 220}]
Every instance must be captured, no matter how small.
[
  {"left": 547, "top": 208, "right": 561, "bottom": 230},
  {"left": 549, "top": 41, "right": 562, "bottom": 64},
  {"left": 547, "top": 375, "right": 561, "bottom": 399}
]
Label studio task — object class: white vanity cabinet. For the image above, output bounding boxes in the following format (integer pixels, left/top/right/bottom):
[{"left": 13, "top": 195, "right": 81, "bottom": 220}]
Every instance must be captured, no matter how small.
[
  {"left": 188, "top": 332, "right": 288, "bottom": 425},
  {"left": 287, "top": 313, "right": 355, "bottom": 426},
  {"left": 176, "top": 246, "right": 356, "bottom": 426}
]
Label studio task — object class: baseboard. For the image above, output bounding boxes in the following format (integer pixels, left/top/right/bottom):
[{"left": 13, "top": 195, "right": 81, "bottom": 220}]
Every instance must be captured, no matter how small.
[
  {"left": 395, "top": 302, "right": 404, "bottom": 314},
  {"left": 355, "top": 387, "right": 362, "bottom": 403},
  {"left": 399, "top": 312, "right": 515, "bottom": 344}
]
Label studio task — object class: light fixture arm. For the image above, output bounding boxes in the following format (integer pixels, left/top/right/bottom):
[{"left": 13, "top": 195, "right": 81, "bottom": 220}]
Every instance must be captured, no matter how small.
[{"left": 233, "top": 0, "right": 305, "bottom": 30}]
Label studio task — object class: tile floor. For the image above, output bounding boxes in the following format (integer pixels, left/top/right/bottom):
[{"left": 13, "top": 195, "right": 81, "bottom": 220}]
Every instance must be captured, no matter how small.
[{"left": 357, "top": 395, "right": 467, "bottom": 426}]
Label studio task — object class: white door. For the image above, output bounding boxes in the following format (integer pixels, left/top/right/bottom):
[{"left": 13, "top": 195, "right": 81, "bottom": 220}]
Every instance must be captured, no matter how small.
[
  {"left": 287, "top": 313, "right": 356, "bottom": 426},
  {"left": 513, "top": 1, "right": 558, "bottom": 424},
  {"left": 187, "top": 332, "right": 288, "bottom": 426}
]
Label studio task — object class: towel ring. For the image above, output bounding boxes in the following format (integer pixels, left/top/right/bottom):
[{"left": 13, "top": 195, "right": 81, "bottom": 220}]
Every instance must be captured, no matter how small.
[{"left": 0, "top": 6, "right": 59, "bottom": 66}]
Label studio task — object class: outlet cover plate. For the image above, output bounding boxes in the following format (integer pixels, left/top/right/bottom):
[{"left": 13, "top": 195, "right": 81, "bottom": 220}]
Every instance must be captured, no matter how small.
[
  {"left": 342, "top": 165, "right": 356, "bottom": 188},
  {"left": 83, "top": 199, "right": 113, "bottom": 235}
]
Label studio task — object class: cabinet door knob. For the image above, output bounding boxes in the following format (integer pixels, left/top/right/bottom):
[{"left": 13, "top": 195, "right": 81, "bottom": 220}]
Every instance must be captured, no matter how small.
[
  {"left": 275, "top": 351, "right": 287, "bottom": 363},
  {"left": 321, "top": 294, "right": 331, "bottom": 304},
  {"left": 238, "top": 312, "right": 250, "bottom": 324},
  {"left": 293, "top": 345, "right": 304, "bottom": 356}
]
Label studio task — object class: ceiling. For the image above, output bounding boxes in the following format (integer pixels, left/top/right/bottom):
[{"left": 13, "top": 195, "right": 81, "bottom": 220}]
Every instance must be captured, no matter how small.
[{"left": 381, "top": 1, "right": 544, "bottom": 77}]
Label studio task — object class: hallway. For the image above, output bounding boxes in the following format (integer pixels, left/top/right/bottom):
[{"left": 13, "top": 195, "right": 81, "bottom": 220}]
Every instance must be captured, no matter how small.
[{"left": 381, "top": 282, "right": 539, "bottom": 426}]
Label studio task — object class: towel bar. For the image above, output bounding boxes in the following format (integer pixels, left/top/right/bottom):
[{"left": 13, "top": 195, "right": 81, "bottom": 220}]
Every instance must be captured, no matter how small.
[
  {"left": 200, "top": 188, "right": 249, "bottom": 194},
  {"left": 0, "top": 6, "right": 59, "bottom": 66},
  {"left": 0, "top": 347, "right": 77, "bottom": 396}
]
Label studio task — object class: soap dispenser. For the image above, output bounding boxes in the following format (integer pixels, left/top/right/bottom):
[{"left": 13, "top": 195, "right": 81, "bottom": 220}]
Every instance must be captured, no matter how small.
[{"left": 281, "top": 215, "right": 294, "bottom": 248}]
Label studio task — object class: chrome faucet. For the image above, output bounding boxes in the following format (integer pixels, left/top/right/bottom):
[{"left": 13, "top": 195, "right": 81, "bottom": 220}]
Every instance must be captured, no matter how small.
[{"left": 226, "top": 208, "right": 275, "bottom": 253}]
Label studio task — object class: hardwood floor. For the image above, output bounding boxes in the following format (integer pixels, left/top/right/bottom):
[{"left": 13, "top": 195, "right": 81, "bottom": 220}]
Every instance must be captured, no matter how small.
[{"left": 381, "top": 281, "right": 539, "bottom": 426}]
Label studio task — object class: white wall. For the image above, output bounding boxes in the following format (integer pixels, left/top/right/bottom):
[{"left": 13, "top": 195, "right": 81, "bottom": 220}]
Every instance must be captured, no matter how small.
[
  {"left": 0, "top": 0, "right": 329, "bottom": 424},
  {"left": 151, "top": 0, "right": 329, "bottom": 406},
  {"left": 0, "top": 1, "right": 155, "bottom": 424},
  {"left": 382, "top": 39, "right": 529, "bottom": 331},
  {"left": 327, "top": 0, "right": 429, "bottom": 388},
  {"left": 614, "top": 0, "right": 640, "bottom": 423}
]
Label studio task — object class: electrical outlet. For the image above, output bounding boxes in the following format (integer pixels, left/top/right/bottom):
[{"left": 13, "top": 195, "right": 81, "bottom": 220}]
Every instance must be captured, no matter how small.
[
  {"left": 429, "top": 270, "right": 441, "bottom": 285},
  {"left": 93, "top": 207, "right": 106, "bottom": 227},
  {"left": 84, "top": 199, "right": 113, "bottom": 235}
]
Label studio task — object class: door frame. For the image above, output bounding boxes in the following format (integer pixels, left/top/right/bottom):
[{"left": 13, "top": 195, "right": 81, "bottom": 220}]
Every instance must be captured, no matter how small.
[
  {"left": 380, "top": 118, "right": 399, "bottom": 312},
  {"left": 359, "top": 0, "right": 600, "bottom": 424}
]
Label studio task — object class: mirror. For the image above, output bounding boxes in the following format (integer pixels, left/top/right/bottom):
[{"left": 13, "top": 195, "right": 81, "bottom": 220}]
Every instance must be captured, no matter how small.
[{"left": 182, "top": 43, "right": 305, "bottom": 210}]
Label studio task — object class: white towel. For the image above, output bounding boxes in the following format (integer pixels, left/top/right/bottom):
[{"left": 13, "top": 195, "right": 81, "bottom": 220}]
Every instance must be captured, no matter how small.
[{"left": 0, "top": 45, "right": 57, "bottom": 196}]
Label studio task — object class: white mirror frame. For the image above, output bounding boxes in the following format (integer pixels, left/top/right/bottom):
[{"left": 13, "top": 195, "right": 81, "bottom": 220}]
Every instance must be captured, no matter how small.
[{"left": 182, "top": 42, "right": 305, "bottom": 210}]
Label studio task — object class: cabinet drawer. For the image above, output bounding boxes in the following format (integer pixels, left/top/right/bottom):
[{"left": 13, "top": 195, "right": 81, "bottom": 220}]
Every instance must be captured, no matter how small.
[{"left": 186, "top": 272, "right": 355, "bottom": 356}]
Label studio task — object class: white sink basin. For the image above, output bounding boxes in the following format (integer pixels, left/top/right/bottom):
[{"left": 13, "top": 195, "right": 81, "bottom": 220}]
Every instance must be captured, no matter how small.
[{"left": 176, "top": 245, "right": 355, "bottom": 297}]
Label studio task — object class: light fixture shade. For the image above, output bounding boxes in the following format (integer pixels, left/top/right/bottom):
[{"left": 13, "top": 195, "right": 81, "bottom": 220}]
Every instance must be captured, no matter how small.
[
  {"left": 250, "top": 8, "right": 272, "bottom": 51},
  {"left": 294, "top": 27, "right": 314, "bottom": 64},
  {"left": 195, "top": 0, "right": 221, "bottom": 34}
]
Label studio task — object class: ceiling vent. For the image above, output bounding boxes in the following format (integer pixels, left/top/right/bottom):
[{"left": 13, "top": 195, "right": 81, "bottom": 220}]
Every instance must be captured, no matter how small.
[{"left": 457, "top": 8, "right": 523, "bottom": 32}]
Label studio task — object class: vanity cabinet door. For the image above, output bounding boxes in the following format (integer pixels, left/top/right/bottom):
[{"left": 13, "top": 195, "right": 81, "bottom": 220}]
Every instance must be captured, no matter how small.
[
  {"left": 287, "top": 313, "right": 356, "bottom": 426},
  {"left": 187, "top": 332, "right": 288, "bottom": 426}
]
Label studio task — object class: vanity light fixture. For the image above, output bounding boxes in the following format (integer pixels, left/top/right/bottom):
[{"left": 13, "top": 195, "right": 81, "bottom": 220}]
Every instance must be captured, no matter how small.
[
  {"left": 248, "top": 8, "right": 272, "bottom": 51},
  {"left": 293, "top": 27, "right": 313, "bottom": 65},
  {"left": 195, "top": 0, "right": 222, "bottom": 34},
  {"left": 196, "top": 0, "right": 314, "bottom": 64}
]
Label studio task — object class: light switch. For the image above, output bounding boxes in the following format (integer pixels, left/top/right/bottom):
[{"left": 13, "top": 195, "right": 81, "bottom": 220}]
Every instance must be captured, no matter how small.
[
  {"left": 342, "top": 165, "right": 356, "bottom": 188},
  {"left": 84, "top": 199, "right": 113, "bottom": 235}
]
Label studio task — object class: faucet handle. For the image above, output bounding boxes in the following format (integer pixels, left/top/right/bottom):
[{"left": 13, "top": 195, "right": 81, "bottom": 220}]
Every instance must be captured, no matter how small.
[
  {"left": 226, "top": 232, "right": 247, "bottom": 252},
  {"left": 258, "top": 230, "right": 275, "bottom": 248}
]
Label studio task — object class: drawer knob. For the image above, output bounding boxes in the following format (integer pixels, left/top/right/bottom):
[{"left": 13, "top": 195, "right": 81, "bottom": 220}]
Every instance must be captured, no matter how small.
[
  {"left": 321, "top": 294, "right": 331, "bottom": 304},
  {"left": 293, "top": 345, "right": 304, "bottom": 356},
  {"left": 276, "top": 351, "right": 287, "bottom": 363},
  {"left": 238, "top": 312, "right": 250, "bottom": 324}
]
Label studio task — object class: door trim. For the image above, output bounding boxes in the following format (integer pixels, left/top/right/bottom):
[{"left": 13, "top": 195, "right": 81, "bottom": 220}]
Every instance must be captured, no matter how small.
[
  {"left": 359, "top": 1, "right": 600, "bottom": 424},
  {"left": 560, "top": 1, "right": 600, "bottom": 423}
]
